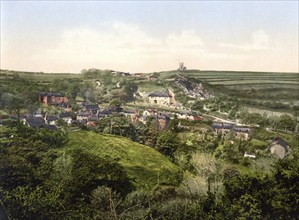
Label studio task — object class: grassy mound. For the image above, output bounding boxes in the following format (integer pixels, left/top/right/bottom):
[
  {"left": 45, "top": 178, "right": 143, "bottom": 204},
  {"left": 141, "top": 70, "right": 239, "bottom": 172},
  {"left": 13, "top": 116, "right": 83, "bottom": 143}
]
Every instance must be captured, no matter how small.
[{"left": 65, "top": 131, "right": 182, "bottom": 189}]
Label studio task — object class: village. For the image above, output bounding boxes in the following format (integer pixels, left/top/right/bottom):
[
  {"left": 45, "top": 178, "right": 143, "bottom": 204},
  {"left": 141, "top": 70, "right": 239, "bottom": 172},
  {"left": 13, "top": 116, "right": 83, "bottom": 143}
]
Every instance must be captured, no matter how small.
[
  {"left": 13, "top": 78, "right": 290, "bottom": 161},
  {"left": 1, "top": 1, "right": 298, "bottom": 219}
]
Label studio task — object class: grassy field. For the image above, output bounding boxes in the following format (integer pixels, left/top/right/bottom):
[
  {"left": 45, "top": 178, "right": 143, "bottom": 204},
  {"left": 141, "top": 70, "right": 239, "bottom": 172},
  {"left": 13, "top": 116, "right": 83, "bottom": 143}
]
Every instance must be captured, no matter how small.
[
  {"left": 2, "top": 68, "right": 298, "bottom": 114},
  {"left": 64, "top": 131, "right": 182, "bottom": 190},
  {"left": 0, "top": 69, "right": 82, "bottom": 82}
]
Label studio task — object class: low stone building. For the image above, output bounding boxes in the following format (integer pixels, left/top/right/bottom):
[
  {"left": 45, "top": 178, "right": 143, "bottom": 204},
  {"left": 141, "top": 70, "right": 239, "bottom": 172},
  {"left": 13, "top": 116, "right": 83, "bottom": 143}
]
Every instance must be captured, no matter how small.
[
  {"left": 269, "top": 137, "right": 289, "bottom": 159},
  {"left": 148, "top": 92, "right": 173, "bottom": 105}
]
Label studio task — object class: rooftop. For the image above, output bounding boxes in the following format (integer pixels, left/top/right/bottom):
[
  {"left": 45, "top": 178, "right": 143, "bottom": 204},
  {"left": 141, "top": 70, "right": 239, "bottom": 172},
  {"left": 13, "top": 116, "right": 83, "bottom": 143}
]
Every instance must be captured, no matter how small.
[{"left": 148, "top": 92, "right": 171, "bottom": 98}]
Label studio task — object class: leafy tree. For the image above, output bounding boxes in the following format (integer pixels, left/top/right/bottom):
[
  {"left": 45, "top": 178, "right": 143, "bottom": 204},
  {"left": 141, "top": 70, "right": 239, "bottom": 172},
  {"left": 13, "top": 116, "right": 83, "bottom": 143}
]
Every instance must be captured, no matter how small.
[
  {"left": 97, "top": 114, "right": 138, "bottom": 140},
  {"left": 1, "top": 92, "right": 26, "bottom": 121},
  {"left": 278, "top": 114, "right": 296, "bottom": 132},
  {"left": 123, "top": 82, "right": 138, "bottom": 102},
  {"left": 109, "top": 98, "right": 122, "bottom": 110},
  {"left": 155, "top": 131, "right": 180, "bottom": 160},
  {"left": 191, "top": 101, "right": 203, "bottom": 111}
]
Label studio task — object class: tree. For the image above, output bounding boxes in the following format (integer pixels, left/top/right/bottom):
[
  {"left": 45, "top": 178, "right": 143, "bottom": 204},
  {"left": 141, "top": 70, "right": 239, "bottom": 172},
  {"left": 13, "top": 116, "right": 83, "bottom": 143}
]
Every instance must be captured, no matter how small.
[
  {"left": 191, "top": 101, "right": 203, "bottom": 111},
  {"left": 155, "top": 131, "right": 180, "bottom": 160},
  {"left": 97, "top": 114, "right": 138, "bottom": 140},
  {"left": 123, "top": 82, "right": 138, "bottom": 102},
  {"left": 278, "top": 114, "right": 296, "bottom": 132},
  {"left": 1, "top": 93, "right": 26, "bottom": 121},
  {"left": 109, "top": 98, "right": 122, "bottom": 111}
]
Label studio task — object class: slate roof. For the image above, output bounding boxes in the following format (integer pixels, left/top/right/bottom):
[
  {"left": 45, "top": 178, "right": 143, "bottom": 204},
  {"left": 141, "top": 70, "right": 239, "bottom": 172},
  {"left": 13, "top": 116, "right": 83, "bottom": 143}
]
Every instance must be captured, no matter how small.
[
  {"left": 233, "top": 127, "right": 251, "bottom": 133},
  {"left": 273, "top": 137, "right": 288, "bottom": 148},
  {"left": 25, "top": 117, "right": 45, "bottom": 128},
  {"left": 47, "top": 115, "right": 58, "bottom": 121},
  {"left": 148, "top": 92, "right": 171, "bottom": 98},
  {"left": 212, "top": 123, "right": 234, "bottom": 129},
  {"left": 59, "top": 112, "right": 72, "bottom": 118},
  {"left": 121, "top": 109, "right": 136, "bottom": 114},
  {"left": 98, "top": 109, "right": 113, "bottom": 117},
  {"left": 82, "top": 103, "right": 100, "bottom": 111},
  {"left": 89, "top": 116, "right": 98, "bottom": 121},
  {"left": 77, "top": 112, "right": 90, "bottom": 117}
]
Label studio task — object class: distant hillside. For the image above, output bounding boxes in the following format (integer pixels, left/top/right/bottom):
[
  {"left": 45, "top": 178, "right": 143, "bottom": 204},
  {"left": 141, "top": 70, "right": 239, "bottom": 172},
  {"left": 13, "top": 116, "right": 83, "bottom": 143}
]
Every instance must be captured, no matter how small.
[{"left": 64, "top": 131, "right": 182, "bottom": 189}]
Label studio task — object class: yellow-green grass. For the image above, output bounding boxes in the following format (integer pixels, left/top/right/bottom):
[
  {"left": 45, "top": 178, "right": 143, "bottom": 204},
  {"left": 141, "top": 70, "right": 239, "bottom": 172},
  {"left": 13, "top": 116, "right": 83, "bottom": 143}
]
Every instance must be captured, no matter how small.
[
  {"left": 208, "top": 80, "right": 299, "bottom": 85},
  {"left": 64, "top": 131, "right": 182, "bottom": 189}
]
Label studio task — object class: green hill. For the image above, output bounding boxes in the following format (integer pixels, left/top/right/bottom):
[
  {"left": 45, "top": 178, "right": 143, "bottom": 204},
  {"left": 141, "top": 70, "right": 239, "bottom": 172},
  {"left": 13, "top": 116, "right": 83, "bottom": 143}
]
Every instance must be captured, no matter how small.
[{"left": 64, "top": 131, "right": 182, "bottom": 189}]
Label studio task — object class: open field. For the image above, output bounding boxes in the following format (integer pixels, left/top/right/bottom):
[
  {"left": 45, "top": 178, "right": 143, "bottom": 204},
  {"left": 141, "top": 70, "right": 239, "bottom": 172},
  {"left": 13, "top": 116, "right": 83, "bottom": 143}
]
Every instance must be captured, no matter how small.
[
  {"left": 1, "top": 69, "right": 298, "bottom": 115},
  {"left": 208, "top": 80, "right": 299, "bottom": 85}
]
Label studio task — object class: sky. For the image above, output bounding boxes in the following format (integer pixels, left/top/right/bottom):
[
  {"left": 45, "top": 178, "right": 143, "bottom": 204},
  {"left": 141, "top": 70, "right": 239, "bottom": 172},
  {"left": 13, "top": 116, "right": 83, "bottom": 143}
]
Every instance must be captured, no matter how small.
[{"left": 1, "top": 1, "right": 298, "bottom": 73}]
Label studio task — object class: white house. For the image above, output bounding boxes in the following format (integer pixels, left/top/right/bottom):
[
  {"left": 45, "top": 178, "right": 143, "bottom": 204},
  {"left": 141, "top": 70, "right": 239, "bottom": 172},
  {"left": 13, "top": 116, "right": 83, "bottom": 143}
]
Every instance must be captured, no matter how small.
[{"left": 148, "top": 92, "right": 173, "bottom": 105}]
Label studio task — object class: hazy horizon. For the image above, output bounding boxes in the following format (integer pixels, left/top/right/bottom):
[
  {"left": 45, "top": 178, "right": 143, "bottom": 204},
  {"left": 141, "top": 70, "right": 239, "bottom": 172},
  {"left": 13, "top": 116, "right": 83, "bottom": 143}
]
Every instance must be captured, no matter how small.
[{"left": 1, "top": 1, "right": 298, "bottom": 73}]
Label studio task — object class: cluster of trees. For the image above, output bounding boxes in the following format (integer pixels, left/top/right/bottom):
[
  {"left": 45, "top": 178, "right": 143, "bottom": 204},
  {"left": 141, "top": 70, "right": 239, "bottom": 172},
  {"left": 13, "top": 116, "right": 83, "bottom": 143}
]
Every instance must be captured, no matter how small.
[
  {"left": 0, "top": 125, "right": 134, "bottom": 219},
  {"left": 240, "top": 112, "right": 297, "bottom": 132},
  {"left": 0, "top": 77, "right": 47, "bottom": 119},
  {"left": 1, "top": 125, "right": 298, "bottom": 219}
]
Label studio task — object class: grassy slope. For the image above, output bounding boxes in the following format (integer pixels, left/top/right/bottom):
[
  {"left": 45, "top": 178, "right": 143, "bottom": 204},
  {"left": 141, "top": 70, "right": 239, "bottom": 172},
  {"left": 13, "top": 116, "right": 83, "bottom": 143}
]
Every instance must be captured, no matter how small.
[{"left": 64, "top": 131, "right": 182, "bottom": 189}]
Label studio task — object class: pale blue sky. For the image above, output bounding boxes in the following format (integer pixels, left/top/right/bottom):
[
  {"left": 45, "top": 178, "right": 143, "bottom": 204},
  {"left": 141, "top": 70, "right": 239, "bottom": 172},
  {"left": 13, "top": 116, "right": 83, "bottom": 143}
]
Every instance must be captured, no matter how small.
[{"left": 1, "top": 1, "right": 298, "bottom": 73}]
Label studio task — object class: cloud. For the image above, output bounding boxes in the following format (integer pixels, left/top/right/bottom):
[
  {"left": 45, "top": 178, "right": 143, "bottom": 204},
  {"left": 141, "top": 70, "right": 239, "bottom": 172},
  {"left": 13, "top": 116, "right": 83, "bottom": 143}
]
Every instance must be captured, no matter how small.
[
  {"left": 29, "top": 22, "right": 205, "bottom": 72},
  {"left": 219, "top": 30, "right": 270, "bottom": 51},
  {"left": 166, "top": 30, "right": 204, "bottom": 49}
]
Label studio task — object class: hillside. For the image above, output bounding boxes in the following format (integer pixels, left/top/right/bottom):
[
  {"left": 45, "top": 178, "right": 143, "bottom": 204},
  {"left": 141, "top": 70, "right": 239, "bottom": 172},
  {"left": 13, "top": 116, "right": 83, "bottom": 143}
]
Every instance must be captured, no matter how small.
[{"left": 64, "top": 131, "right": 182, "bottom": 189}]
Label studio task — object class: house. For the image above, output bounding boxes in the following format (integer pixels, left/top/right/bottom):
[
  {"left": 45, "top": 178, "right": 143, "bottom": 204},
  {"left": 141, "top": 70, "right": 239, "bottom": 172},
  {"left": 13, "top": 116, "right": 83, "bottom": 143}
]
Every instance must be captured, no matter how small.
[
  {"left": 59, "top": 112, "right": 73, "bottom": 125},
  {"left": 121, "top": 109, "right": 139, "bottom": 124},
  {"left": 33, "top": 109, "right": 44, "bottom": 118},
  {"left": 45, "top": 115, "right": 58, "bottom": 125},
  {"left": 98, "top": 109, "right": 113, "bottom": 118},
  {"left": 56, "top": 102, "right": 72, "bottom": 112},
  {"left": 23, "top": 117, "right": 45, "bottom": 128},
  {"left": 212, "top": 123, "right": 252, "bottom": 140},
  {"left": 143, "top": 108, "right": 158, "bottom": 116},
  {"left": 87, "top": 116, "right": 98, "bottom": 127},
  {"left": 233, "top": 126, "right": 252, "bottom": 140},
  {"left": 38, "top": 92, "right": 68, "bottom": 105},
  {"left": 157, "top": 113, "right": 171, "bottom": 129},
  {"left": 212, "top": 122, "right": 234, "bottom": 138},
  {"left": 269, "top": 137, "right": 289, "bottom": 159},
  {"left": 141, "top": 109, "right": 170, "bottom": 129},
  {"left": 148, "top": 92, "right": 173, "bottom": 105},
  {"left": 121, "top": 72, "right": 131, "bottom": 77},
  {"left": 177, "top": 112, "right": 202, "bottom": 121},
  {"left": 22, "top": 117, "right": 57, "bottom": 130},
  {"left": 76, "top": 112, "right": 90, "bottom": 123},
  {"left": 148, "top": 75, "right": 158, "bottom": 81},
  {"left": 82, "top": 103, "right": 100, "bottom": 115}
]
